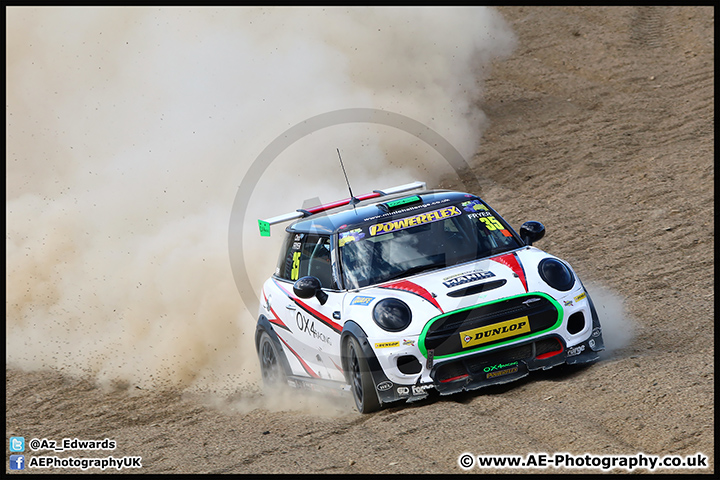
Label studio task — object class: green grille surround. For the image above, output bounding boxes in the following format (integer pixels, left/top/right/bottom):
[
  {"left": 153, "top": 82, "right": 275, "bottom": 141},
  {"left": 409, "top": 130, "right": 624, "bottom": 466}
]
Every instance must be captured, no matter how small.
[{"left": 419, "top": 292, "right": 563, "bottom": 360}]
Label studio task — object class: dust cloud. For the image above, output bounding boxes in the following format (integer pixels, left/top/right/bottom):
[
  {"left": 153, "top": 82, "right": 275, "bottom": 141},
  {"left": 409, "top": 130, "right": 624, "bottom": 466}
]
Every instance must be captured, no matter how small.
[
  {"left": 6, "top": 6, "right": 517, "bottom": 400},
  {"left": 586, "top": 283, "right": 636, "bottom": 356}
]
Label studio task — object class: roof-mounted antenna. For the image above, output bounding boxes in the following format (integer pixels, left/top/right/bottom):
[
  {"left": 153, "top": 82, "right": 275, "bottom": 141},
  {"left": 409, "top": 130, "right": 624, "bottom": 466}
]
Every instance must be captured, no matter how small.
[{"left": 337, "top": 148, "right": 359, "bottom": 209}]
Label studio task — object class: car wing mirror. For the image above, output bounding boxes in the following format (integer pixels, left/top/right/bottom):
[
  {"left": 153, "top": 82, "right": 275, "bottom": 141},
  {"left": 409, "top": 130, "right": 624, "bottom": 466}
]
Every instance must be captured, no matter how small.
[
  {"left": 520, "top": 221, "right": 546, "bottom": 246},
  {"left": 293, "top": 276, "right": 328, "bottom": 305}
]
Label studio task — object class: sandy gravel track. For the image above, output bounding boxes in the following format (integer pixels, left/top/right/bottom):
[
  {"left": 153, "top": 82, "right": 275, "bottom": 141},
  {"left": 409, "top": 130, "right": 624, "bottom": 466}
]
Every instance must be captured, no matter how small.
[{"left": 6, "top": 6, "right": 713, "bottom": 474}]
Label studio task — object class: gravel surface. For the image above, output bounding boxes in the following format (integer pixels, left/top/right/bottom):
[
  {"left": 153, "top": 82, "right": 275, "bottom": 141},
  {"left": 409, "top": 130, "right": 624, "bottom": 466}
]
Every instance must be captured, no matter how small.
[{"left": 6, "top": 6, "right": 714, "bottom": 474}]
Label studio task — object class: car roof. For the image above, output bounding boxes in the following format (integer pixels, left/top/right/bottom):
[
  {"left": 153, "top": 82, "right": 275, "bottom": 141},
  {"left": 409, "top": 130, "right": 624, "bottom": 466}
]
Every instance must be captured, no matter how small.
[{"left": 287, "top": 189, "right": 478, "bottom": 235}]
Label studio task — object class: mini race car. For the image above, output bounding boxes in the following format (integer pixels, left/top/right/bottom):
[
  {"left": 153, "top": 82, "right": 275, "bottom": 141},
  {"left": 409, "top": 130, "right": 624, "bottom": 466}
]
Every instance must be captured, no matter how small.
[{"left": 255, "top": 181, "right": 604, "bottom": 413}]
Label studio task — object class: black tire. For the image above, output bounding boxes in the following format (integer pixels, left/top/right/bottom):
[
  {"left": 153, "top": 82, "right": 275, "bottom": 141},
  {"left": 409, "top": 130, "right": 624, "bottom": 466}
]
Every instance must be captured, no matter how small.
[
  {"left": 346, "top": 336, "right": 381, "bottom": 414},
  {"left": 258, "top": 331, "right": 286, "bottom": 389}
]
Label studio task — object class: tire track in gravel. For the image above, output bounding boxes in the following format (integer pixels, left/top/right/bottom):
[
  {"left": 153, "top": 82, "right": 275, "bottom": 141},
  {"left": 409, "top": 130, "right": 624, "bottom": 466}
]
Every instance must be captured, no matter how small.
[{"left": 630, "top": 6, "right": 669, "bottom": 49}]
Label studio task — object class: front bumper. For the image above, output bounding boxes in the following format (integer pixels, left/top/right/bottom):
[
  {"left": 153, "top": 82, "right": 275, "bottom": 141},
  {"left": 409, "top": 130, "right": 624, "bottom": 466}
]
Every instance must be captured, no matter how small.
[
  {"left": 374, "top": 328, "right": 603, "bottom": 404},
  {"left": 371, "top": 290, "right": 605, "bottom": 405}
]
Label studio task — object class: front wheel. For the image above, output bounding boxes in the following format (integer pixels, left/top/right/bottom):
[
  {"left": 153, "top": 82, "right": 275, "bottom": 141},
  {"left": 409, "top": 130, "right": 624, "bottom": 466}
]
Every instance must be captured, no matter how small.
[
  {"left": 346, "top": 336, "right": 381, "bottom": 414},
  {"left": 258, "top": 331, "right": 286, "bottom": 389}
]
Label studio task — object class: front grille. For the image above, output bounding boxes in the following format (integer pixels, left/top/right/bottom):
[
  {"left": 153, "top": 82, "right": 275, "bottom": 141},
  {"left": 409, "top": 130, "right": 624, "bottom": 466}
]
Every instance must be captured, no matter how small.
[{"left": 422, "top": 294, "right": 560, "bottom": 358}]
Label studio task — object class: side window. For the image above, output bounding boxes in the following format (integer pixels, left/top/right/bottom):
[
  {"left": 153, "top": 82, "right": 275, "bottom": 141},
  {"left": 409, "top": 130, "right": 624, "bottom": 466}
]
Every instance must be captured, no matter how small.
[
  {"left": 307, "top": 236, "right": 334, "bottom": 289},
  {"left": 275, "top": 232, "right": 299, "bottom": 280},
  {"left": 275, "top": 233, "right": 334, "bottom": 289}
]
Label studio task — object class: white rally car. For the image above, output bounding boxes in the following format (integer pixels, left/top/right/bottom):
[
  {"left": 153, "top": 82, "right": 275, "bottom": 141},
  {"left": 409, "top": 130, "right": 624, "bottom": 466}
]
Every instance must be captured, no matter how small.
[{"left": 255, "top": 182, "right": 604, "bottom": 413}]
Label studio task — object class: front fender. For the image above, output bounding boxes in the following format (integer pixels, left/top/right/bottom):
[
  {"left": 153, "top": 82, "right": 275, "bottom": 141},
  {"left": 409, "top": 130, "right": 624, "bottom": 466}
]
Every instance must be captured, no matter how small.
[{"left": 341, "top": 320, "right": 395, "bottom": 405}]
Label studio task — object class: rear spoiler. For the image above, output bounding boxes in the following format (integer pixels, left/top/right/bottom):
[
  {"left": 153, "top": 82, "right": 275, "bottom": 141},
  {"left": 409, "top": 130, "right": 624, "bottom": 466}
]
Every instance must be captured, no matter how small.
[{"left": 258, "top": 181, "right": 426, "bottom": 236}]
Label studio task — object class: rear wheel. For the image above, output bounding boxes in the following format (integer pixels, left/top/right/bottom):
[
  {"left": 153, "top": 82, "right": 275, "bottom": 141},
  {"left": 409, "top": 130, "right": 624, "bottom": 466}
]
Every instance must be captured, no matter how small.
[
  {"left": 346, "top": 336, "right": 381, "bottom": 414},
  {"left": 258, "top": 331, "right": 286, "bottom": 388}
]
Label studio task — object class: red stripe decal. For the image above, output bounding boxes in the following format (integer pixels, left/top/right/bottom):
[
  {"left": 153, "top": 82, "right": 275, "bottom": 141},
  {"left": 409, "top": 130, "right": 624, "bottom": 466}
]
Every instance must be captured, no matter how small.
[
  {"left": 331, "top": 358, "right": 344, "bottom": 373},
  {"left": 305, "top": 192, "right": 383, "bottom": 215},
  {"left": 381, "top": 279, "right": 443, "bottom": 312},
  {"left": 263, "top": 289, "right": 290, "bottom": 331},
  {"left": 296, "top": 299, "right": 343, "bottom": 333},
  {"left": 493, "top": 253, "right": 528, "bottom": 292},
  {"left": 276, "top": 334, "right": 320, "bottom": 378},
  {"left": 440, "top": 374, "right": 469, "bottom": 383},
  {"left": 268, "top": 317, "right": 290, "bottom": 331}
]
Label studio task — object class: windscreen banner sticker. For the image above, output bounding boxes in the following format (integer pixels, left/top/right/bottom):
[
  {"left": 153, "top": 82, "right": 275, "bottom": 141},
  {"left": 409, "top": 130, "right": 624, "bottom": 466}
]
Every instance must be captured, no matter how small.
[
  {"left": 460, "top": 316, "right": 530, "bottom": 348},
  {"left": 363, "top": 198, "right": 451, "bottom": 223},
  {"left": 369, "top": 206, "right": 462, "bottom": 236}
]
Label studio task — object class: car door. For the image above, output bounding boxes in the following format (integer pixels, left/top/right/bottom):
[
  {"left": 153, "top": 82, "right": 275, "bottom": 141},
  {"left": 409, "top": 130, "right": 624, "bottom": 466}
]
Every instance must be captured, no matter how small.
[{"left": 271, "top": 232, "right": 345, "bottom": 382}]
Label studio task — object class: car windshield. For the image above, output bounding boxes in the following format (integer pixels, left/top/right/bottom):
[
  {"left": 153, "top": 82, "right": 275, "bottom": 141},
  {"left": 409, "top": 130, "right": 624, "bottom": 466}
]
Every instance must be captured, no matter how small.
[{"left": 339, "top": 199, "right": 521, "bottom": 289}]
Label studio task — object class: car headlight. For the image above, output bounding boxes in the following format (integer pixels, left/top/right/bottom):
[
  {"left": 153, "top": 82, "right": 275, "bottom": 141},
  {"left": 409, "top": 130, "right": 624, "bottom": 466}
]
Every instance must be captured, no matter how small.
[
  {"left": 372, "top": 298, "right": 412, "bottom": 332},
  {"left": 538, "top": 258, "right": 575, "bottom": 291}
]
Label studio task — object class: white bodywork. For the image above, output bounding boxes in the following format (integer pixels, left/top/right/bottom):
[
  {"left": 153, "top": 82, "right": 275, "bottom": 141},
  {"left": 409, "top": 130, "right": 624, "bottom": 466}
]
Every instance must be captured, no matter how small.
[{"left": 259, "top": 246, "right": 595, "bottom": 386}]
